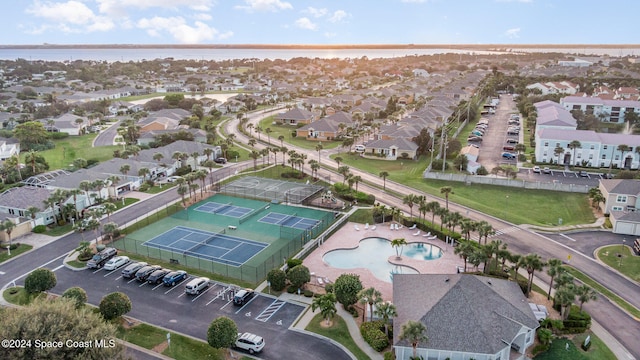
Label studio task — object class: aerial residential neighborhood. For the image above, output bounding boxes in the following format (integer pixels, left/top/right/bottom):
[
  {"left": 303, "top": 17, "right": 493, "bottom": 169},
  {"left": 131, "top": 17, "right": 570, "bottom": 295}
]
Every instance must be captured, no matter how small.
[{"left": 0, "top": 46, "right": 639, "bottom": 360}]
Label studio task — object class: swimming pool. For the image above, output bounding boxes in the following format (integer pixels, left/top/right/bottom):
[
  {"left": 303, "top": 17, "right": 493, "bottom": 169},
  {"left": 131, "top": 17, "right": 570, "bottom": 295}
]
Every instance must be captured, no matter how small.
[{"left": 322, "top": 237, "right": 443, "bottom": 282}]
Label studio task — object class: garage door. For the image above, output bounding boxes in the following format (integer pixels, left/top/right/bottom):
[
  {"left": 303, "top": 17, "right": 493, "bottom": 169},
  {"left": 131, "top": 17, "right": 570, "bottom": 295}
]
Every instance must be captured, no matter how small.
[{"left": 614, "top": 221, "right": 639, "bottom": 235}]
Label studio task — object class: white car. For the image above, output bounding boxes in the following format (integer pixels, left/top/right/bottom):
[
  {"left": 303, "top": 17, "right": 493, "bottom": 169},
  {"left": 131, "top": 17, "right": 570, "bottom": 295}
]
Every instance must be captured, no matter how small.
[
  {"left": 235, "top": 332, "right": 265, "bottom": 354},
  {"left": 167, "top": 176, "right": 182, "bottom": 183},
  {"left": 103, "top": 256, "right": 130, "bottom": 271},
  {"left": 532, "top": 166, "right": 541, "bottom": 174}
]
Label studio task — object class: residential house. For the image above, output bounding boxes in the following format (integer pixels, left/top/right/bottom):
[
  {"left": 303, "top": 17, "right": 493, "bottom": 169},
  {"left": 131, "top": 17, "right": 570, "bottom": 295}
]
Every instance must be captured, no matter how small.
[
  {"left": 137, "top": 128, "right": 208, "bottom": 146},
  {"left": 558, "top": 59, "right": 593, "bottom": 67},
  {"left": 560, "top": 96, "right": 640, "bottom": 124},
  {"left": 393, "top": 274, "right": 539, "bottom": 360},
  {"left": 43, "top": 113, "right": 88, "bottom": 135},
  {"left": 364, "top": 138, "right": 418, "bottom": 160},
  {"left": 526, "top": 81, "right": 580, "bottom": 95},
  {"left": 296, "top": 112, "right": 354, "bottom": 141},
  {"left": 0, "top": 186, "right": 54, "bottom": 226},
  {"left": 275, "top": 107, "right": 315, "bottom": 126},
  {"left": 598, "top": 179, "right": 640, "bottom": 235},
  {"left": 0, "top": 137, "right": 20, "bottom": 160},
  {"left": 615, "top": 87, "right": 640, "bottom": 100},
  {"left": 460, "top": 145, "right": 479, "bottom": 162},
  {"left": 138, "top": 108, "right": 190, "bottom": 132},
  {"left": 534, "top": 100, "right": 578, "bottom": 138}
]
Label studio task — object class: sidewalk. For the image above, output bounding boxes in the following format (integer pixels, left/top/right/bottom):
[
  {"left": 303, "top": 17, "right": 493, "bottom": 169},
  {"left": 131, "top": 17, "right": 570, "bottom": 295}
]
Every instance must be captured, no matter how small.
[
  {"left": 520, "top": 216, "right": 607, "bottom": 233},
  {"left": 279, "top": 292, "right": 383, "bottom": 360}
]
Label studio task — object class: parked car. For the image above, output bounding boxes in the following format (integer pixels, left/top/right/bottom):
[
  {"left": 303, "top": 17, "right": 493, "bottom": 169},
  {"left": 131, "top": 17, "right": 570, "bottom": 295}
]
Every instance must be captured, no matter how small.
[
  {"left": 214, "top": 157, "right": 227, "bottom": 164},
  {"left": 532, "top": 166, "right": 541, "bottom": 173},
  {"left": 502, "top": 145, "right": 515, "bottom": 151},
  {"left": 147, "top": 268, "right": 172, "bottom": 284},
  {"left": 471, "top": 130, "right": 483, "bottom": 137},
  {"left": 87, "top": 247, "right": 118, "bottom": 269},
  {"left": 135, "top": 265, "right": 161, "bottom": 282},
  {"left": 121, "top": 261, "right": 148, "bottom": 278},
  {"left": 103, "top": 256, "right": 130, "bottom": 271},
  {"left": 502, "top": 152, "right": 517, "bottom": 159},
  {"left": 507, "top": 131, "right": 519, "bottom": 136},
  {"left": 233, "top": 289, "right": 255, "bottom": 306},
  {"left": 354, "top": 144, "right": 366, "bottom": 152},
  {"left": 578, "top": 171, "right": 589, "bottom": 178},
  {"left": 505, "top": 138, "right": 518, "bottom": 144},
  {"left": 163, "top": 270, "right": 188, "bottom": 287},
  {"left": 467, "top": 136, "right": 483, "bottom": 142},
  {"left": 543, "top": 167, "right": 552, "bottom": 174},
  {"left": 185, "top": 277, "right": 210, "bottom": 295},
  {"left": 167, "top": 176, "right": 182, "bottom": 183},
  {"left": 235, "top": 332, "right": 265, "bottom": 354}
]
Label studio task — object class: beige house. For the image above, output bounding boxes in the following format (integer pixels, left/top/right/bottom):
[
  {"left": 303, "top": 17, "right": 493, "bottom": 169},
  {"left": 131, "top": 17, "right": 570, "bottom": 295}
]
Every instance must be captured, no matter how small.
[{"left": 599, "top": 179, "right": 640, "bottom": 235}]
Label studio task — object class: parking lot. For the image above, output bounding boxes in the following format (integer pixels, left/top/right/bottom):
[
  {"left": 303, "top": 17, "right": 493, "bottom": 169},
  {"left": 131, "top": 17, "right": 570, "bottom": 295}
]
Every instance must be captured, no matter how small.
[
  {"left": 518, "top": 167, "right": 603, "bottom": 187},
  {"left": 29, "top": 261, "right": 351, "bottom": 360}
]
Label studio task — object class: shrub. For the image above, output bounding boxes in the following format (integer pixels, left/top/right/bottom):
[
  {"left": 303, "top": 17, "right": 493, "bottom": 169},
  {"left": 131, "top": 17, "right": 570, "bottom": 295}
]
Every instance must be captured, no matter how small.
[
  {"left": 303, "top": 290, "right": 314, "bottom": 297},
  {"left": 138, "top": 183, "right": 150, "bottom": 192},
  {"left": 384, "top": 351, "right": 395, "bottom": 360},
  {"left": 62, "top": 287, "right": 88, "bottom": 309},
  {"left": 360, "top": 320, "right": 389, "bottom": 352},
  {"left": 562, "top": 305, "right": 591, "bottom": 333},
  {"left": 227, "top": 150, "right": 240, "bottom": 160},
  {"left": 32, "top": 225, "right": 47, "bottom": 233},
  {"left": 286, "top": 286, "right": 297, "bottom": 294},
  {"left": 325, "top": 283, "right": 334, "bottom": 294},
  {"left": 287, "top": 264, "right": 310, "bottom": 290},
  {"left": 99, "top": 292, "right": 132, "bottom": 320},
  {"left": 24, "top": 268, "right": 57, "bottom": 294},
  {"left": 267, "top": 269, "right": 286, "bottom": 291},
  {"left": 286, "top": 258, "right": 303, "bottom": 271},
  {"left": 334, "top": 273, "right": 363, "bottom": 309}
]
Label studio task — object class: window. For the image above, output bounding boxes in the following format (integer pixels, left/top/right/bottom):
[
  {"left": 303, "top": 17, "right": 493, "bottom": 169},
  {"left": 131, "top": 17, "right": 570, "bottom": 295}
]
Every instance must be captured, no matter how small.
[
  {"left": 589, "top": 154, "right": 593, "bottom": 159},
  {"left": 615, "top": 155, "right": 620, "bottom": 160},
  {"left": 617, "top": 195, "right": 628, "bottom": 203},
  {"left": 577, "top": 153, "right": 582, "bottom": 159},
  {"left": 556, "top": 143, "right": 560, "bottom": 148},
  {"left": 612, "top": 206, "right": 623, "bottom": 211},
  {"left": 590, "top": 145, "right": 595, "bottom": 149},
  {"left": 603, "top": 145, "right": 608, "bottom": 150},
  {"left": 602, "top": 154, "right": 606, "bottom": 159},
  {"left": 544, "top": 142, "right": 549, "bottom": 147}
]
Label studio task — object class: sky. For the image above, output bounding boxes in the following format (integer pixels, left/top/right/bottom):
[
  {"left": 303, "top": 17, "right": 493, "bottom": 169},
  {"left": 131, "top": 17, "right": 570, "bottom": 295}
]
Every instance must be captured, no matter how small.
[{"left": 1, "top": 0, "right": 639, "bottom": 45}]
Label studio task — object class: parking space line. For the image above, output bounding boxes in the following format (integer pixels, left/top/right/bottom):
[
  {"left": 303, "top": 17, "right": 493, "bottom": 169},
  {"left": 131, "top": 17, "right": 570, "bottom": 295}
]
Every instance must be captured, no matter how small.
[
  {"left": 138, "top": 281, "right": 148, "bottom": 288},
  {"left": 559, "top": 234, "right": 576, "bottom": 242},
  {"left": 234, "top": 295, "right": 258, "bottom": 314},
  {"left": 126, "top": 278, "right": 137, "bottom": 284},
  {"left": 103, "top": 270, "right": 119, "bottom": 277},
  {"left": 255, "top": 299, "right": 286, "bottom": 322},
  {"left": 206, "top": 285, "right": 233, "bottom": 306},
  {"left": 164, "top": 277, "right": 190, "bottom": 295},
  {"left": 191, "top": 286, "right": 213, "bottom": 302},
  {"left": 152, "top": 283, "right": 165, "bottom": 290},
  {"left": 51, "top": 265, "right": 65, "bottom": 272},
  {"left": 114, "top": 275, "right": 123, "bottom": 280},
  {"left": 92, "top": 268, "right": 103, "bottom": 274}
]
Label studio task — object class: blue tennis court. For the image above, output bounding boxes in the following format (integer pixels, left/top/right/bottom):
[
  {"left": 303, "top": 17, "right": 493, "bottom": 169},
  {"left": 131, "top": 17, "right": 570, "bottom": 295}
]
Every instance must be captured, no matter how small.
[
  {"left": 258, "top": 212, "right": 320, "bottom": 230},
  {"left": 194, "top": 201, "right": 253, "bottom": 218},
  {"left": 142, "top": 226, "right": 268, "bottom": 266}
]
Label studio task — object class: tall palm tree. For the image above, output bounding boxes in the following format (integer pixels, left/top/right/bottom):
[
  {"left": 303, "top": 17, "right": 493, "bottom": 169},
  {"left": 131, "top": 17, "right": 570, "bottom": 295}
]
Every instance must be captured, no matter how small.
[
  {"left": 575, "top": 284, "right": 597, "bottom": 311},
  {"left": 379, "top": 171, "right": 389, "bottom": 190},
  {"left": 554, "top": 145, "right": 565, "bottom": 164},
  {"left": 402, "top": 194, "right": 418, "bottom": 220},
  {"left": 399, "top": 320, "right": 428, "bottom": 360},
  {"left": 523, "top": 253, "right": 545, "bottom": 296},
  {"left": 617, "top": 144, "right": 631, "bottom": 169},
  {"left": 0, "top": 219, "right": 16, "bottom": 256},
  {"left": 334, "top": 156, "right": 343, "bottom": 167},
  {"left": 546, "top": 258, "right": 563, "bottom": 300},
  {"left": 568, "top": 140, "right": 581, "bottom": 166},
  {"left": 352, "top": 175, "right": 362, "bottom": 192},
  {"left": 358, "top": 287, "right": 383, "bottom": 322},
  {"left": 439, "top": 186, "right": 453, "bottom": 210},
  {"left": 311, "top": 292, "right": 337, "bottom": 326},
  {"left": 454, "top": 240, "right": 476, "bottom": 272},
  {"left": 278, "top": 135, "right": 285, "bottom": 147},
  {"left": 425, "top": 201, "right": 440, "bottom": 225},
  {"left": 26, "top": 205, "right": 40, "bottom": 227},
  {"left": 119, "top": 164, "right": 130, "bottom": 178},
  {"left": 315, "top": 143, "right": 323, "bottom": 164},
  {"left": 390, "top": 238, "right": 407, "bottom": 258},
  {"left": 374, "top": 302, "right": 397, "bottom": 337},
  {"left": 250, "top": 150, "right": 260, "bottom": 171},
  {"left": 107, "top": 175, "right": 121, "bottom": 199},
  {"left": 265, "top": 127, "right": 272, "bottom": 144}
]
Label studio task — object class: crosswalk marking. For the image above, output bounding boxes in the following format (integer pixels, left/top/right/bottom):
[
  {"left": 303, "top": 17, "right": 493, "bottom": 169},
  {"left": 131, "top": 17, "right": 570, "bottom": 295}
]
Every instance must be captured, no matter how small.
[{"left": 470, "top": 226, "right": 520, "bottom": 241}]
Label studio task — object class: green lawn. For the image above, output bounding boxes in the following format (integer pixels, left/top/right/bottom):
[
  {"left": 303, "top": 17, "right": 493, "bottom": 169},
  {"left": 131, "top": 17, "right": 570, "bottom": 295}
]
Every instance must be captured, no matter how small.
[
  {"left": 596, "top": 245, "right": 640, "bottom": 282},
  {"left": 534, "top": 335, "right": 616, "bottom": 360},
  {"left": 332, "top": 152, "right": 430, "bottom": 183},
  {"left": 0, "top": 244, "right": 33, "bottom": 263},
  {"left": 257, "top": 116, "right": 342, "bottom": 150},
  {"left": 305, "top": 313, "right": 371, "bottom": 360},
  {"left": 2, "top": 287, "right": 44, "bottom": 305},
  {"left": 25, "top": 133, "right": 119, "bottom": 169}
]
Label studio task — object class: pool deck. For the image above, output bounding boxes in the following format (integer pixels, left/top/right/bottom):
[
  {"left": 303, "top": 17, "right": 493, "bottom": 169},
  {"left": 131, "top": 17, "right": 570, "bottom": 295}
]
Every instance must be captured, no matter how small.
[{"left": 303, "top": 221, "right": 465, "bottom": 302}]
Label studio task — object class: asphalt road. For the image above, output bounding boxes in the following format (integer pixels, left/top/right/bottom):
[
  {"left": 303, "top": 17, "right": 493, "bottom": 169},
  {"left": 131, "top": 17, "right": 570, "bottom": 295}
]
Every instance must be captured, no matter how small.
[{"left": 232, "top": 108, "right": 640, "bottom": 359}]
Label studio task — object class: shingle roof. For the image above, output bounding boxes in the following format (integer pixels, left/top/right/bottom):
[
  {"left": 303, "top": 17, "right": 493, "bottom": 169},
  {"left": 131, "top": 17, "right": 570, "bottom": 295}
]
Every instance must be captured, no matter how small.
[
  {"left": 0, "top": 186, "right": 52, "bottom": 210},
  {"left": 393, "top": 274, "right": 539, "bottom": 354},
  {"left": 600, "top": 179, "right": 640, "bottom": 195},
  {"left": 276, "top": 107, "right": 314, "bottom": 121}
]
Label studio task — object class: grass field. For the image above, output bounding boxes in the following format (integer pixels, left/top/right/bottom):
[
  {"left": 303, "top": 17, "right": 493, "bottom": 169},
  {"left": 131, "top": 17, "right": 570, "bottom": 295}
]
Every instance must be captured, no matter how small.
[
  {"left": 26, "top": 133, "right": 119, "bottom": 169},
  {"left": 596, "top": 245, "right": 640, "bottom": 282},
  {"left": 533, "top": 335, "right": 616, "bottom": 360},
  {"left": 0, "top": 244, "right": 33, "bottom": 263}
]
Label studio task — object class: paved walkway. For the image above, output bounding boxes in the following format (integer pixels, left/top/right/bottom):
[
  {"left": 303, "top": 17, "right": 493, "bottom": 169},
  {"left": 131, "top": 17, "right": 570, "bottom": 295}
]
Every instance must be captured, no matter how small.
[
  {"left": 278, "top": 292, "right": 383, "bottom": 360},
  {"left": 522, "top": 216, "right": 607, "bottom": 233}
]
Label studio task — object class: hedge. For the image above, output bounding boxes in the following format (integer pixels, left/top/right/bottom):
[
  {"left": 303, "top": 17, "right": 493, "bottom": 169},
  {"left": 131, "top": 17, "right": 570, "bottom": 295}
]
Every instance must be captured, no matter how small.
[{"left": 360, "top": 320, "right": 389, "bottom": 352}]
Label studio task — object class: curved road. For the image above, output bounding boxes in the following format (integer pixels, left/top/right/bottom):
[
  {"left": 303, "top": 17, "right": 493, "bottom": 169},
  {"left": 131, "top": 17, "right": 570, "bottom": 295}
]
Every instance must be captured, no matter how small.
[{"left": 229, "top": 107, "right": 640, "bottom": 359}]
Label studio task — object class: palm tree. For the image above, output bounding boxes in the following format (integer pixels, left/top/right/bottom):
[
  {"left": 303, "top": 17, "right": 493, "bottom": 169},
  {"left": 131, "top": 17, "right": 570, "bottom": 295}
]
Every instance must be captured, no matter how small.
[
  {"left": 334, "top": 156, "right": 343, "bottom": 168},
  {"left": 248, "top": 138, "right": 257, "bottom": 148},
  {"left": 575, "top": 284, "right": 597, "bottom": 311},
  {"left": 352, "top": 175, "right": 362, "bottom": 192},
  {"left": 375, "top": 301, "right": 397, "bottom": 337},
  {"left": 435, "top": 207, "right": 448, "bottom": 231},
  {"left": 554, "top": 145, "right": 565, "bottom": 164},
  {"left": 617, "top": 144, "right": 631, "bottom": 169},
  {"left": 0, "top": 219, "right": 16, "bottom": 256},
  {"left": 546, "top": 258, "right": 563, "bottom": 300},
  {"left": 250, "top": 150, "right": 260, "bottom": 170},
  {"left": 403, "top": 194, "right": 418, "bottom": 220},
  {"left": 391, "top": 238, "right": 407, "bottom": 258},
  {"left": 425, "top": 201, "right": 440, "bottom": 225},
  {"left": 454, "top": 240, "right": 476, "bottom": 272},
  {"left": 278, "top": 135, "right": 285, "bottom": 147},
  {"left": 102, "top": 202, "right": 118, "bottom": 222},
  {"left": 476, "top": 220, "right": 494, "bottom": 245},
  {"left": 358, "top": 287, "right": 383, "bottom": 322},
  {"left": 102, "top": 222, "right": 119, "bottom": 243},
  {"left": 138, "top": 167, "right": 150, "bottom": 182},
  {"left": 265, "top": 127, "right": 272, "bottom": 144},
  {"left": 523, "top": 253, "right": 545, "bottom": 296},
  {"left": 439, "top": 186, "right": 453, "bottom": 210},
  {"left": 177, "top": 183, "right": 188, "bottom": 207},
  {"left": 459, "top": 218, "right": 476, "bottom": 241},
  {"left": 68, "top": 188, "right": 82, "bottom": 220},
  {"left": 26, "top": 205, "right": 40, "bottom": 227},
  {"left": 153, "top": 152, "right": 164, "bottom": 163},
  {"left": 119, "top": 164, "right": 130, "bottom": 178},
  {"left": 311, "top": 292, "right": 337, "bottom": 326},
  {"left": 315, "top": 143, "right": 323, "bottom": 164},
  {"left": 107, "top": 175, "right": 121, "bottom": 199},
  {"left": 379, "top": 171, "right": 389, "bottom": 190},
  {"left": 399, "top": 320, "right": 428, "bottom": 360},
  {"left": 568, "top": 140, "right": 581, "bottom": 166}
]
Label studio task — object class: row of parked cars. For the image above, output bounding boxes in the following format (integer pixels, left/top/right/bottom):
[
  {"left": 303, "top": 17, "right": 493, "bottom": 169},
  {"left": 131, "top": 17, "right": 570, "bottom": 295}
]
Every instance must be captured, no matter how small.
[
  {"left": 84, "top": 247, "right": 264, "bottom": 354},
  {"left": 468, "top": 119, "right": 490, "bottom": 142}
]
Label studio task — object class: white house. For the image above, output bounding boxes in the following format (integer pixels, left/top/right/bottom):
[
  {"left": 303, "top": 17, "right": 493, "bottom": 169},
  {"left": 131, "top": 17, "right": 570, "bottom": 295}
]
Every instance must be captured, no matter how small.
[
  {"left": 560, "top": 96, "right": 640, "bottom": 124},
  {"left": 526, "top": 81, "right": 579, "bottom": 95},
  {"left": 0, "top": 137, "right": 20, "bottom": 161},
  {"left": 534, "top": 100, "right": 578, "bottom": 139}
]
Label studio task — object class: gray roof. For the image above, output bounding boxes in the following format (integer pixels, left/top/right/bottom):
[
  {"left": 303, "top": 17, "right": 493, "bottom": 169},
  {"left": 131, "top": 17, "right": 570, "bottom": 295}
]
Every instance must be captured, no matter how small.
[
  {"left": 0, "top": 186, "right": 52, "bottom": 210},
  {"left": 366, "top": 137, "right": 418, "bottom": 151},
  {"left": 45, "top": 169, "right": 113, "bottom": 190},
  {"left": 89, "top": 158, "right": 155, "bottom": 177},
  {"left": 600, "top": 179, "right": 640, "bottom": 195},
  {"left": 534, "top": 100, "right": 577, "bottom": 128},
  {"left": 393, "top": 274, "right": 539, "bottom": 354},
  {"left": 276, "top": 107, "right": 314, "bottom": 121},
  {"left": 537, "top": 128, "right": 640, "bottom": 146}
]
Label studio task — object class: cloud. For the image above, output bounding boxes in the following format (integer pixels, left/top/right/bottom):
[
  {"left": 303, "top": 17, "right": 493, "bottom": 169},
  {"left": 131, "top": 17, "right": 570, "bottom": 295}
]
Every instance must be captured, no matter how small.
[
  {"left": 294, "top": 17, "right": 317, "bottom": 31},
  {"left": 137, "top": 16, "right": 224, "bottom": 43},
  {"left": 25, "top": 0, "right": 114, "bottom": 33},
  {"left": 235, "top": 0, "right": 293, "bottom": 12},
  {"left": 302, "top": 7, "right": 327, "bottom": 18},
  {"left": 328, "top": 10, "right": 347, "bottom": 23},
  {"left": 96, "top": 0, "right": 214, "bottom": 16},
  {"left": 193, "top": 13, "right": 212, "bottom": 21},
  {"left": 504, "top": 27, "right": 521, "bottom": 38}
]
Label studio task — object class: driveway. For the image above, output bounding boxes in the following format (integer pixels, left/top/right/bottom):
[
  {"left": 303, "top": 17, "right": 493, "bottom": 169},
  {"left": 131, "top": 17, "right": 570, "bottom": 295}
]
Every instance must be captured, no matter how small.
[{"left": 477, "top": 95, "right": 519, "bottom": 170}]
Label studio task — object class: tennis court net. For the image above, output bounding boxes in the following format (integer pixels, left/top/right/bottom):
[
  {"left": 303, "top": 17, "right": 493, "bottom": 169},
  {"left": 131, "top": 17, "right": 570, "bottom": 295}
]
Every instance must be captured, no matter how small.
[
  {"left": 279, "top": 213, "right": 298, "bottom": 227},
  {"left": 213, "top": 202, "right": 233, "bottom": 214},
  {"left": 183, "top": 228, "right": 226, "bottom": 255}
]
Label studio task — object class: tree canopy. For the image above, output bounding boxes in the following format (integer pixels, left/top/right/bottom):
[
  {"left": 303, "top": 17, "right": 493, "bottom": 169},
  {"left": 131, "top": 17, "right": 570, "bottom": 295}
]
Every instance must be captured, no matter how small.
[
  {"left": 24, "top": 268, "right": 57, "bottom": 294},
  {"left": 333, "top": 273, "right": 363, "bottom": 309},
  {"left": 207, "top": 316, "right": 238, "bottom": 350}
]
